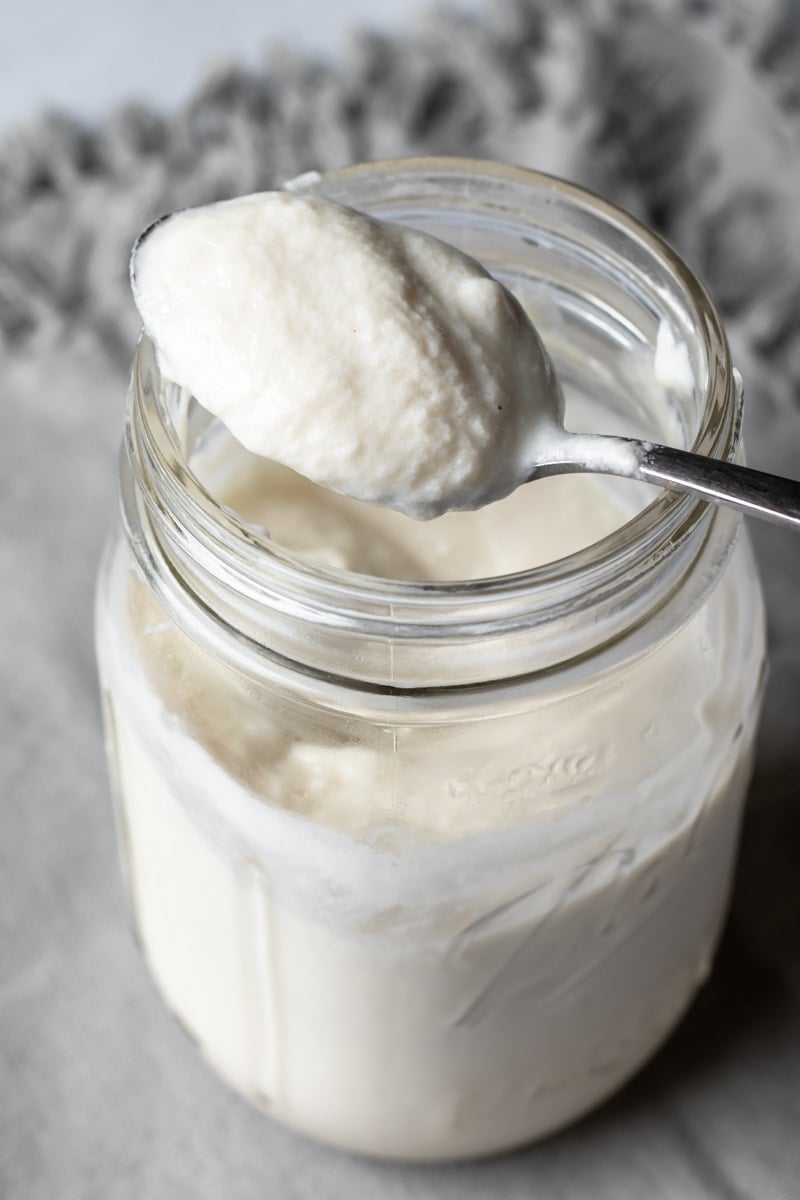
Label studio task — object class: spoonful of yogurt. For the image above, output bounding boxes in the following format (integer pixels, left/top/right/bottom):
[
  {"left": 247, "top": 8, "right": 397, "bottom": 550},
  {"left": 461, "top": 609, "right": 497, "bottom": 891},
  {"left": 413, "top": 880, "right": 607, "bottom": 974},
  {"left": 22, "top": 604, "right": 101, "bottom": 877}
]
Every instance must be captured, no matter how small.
[{"left": 131, "top": 190, "right": 800, "bottom": 530}]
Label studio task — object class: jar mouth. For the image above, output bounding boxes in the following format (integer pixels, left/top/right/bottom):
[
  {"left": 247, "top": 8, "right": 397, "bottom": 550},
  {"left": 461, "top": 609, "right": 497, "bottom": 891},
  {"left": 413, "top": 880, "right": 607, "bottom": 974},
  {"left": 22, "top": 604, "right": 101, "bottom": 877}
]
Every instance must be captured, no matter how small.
[{"left": 126, "top": 157, "right": 741, "bottom": 687}]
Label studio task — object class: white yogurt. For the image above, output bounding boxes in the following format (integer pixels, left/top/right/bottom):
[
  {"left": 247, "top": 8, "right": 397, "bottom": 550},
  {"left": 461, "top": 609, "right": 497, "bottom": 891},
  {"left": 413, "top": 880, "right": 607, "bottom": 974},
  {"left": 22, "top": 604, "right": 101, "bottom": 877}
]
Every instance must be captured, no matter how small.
[
  {"left": 97, "top": 186, "right": 766, "bottom": 1160},
  {"left": 96, "top": 440, "right": 765, "bottom": 1157},
  {"left": 131, "top": 191, "right": 563, "bottom": 518}
]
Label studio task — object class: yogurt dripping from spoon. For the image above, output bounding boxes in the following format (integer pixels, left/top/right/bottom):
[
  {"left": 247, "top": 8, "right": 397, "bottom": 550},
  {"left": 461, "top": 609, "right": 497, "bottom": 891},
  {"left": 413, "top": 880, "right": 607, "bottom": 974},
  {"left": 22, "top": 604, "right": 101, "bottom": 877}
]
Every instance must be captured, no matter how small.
[{"left": 131, "top": 190, "right": 567, "bottom": 520}]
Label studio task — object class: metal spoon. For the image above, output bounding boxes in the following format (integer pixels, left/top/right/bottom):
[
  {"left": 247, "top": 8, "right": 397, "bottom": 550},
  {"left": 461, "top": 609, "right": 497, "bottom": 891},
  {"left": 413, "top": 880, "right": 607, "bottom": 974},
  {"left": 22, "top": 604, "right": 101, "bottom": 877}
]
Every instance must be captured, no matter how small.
[
  {"left": 526, "top": 431, "right": 800, "bottom": 531},
  {"left": 525, "top": 400, "right": 800, "bottom": 532},
  {"left": 132, "top": 193, "right": 799, "bottom": 528}
]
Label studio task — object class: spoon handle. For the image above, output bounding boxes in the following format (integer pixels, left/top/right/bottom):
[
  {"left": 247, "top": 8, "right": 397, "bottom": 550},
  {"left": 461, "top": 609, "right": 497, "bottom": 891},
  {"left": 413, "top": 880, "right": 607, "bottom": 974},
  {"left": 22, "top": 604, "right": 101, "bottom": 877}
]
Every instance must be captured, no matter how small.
[{"left": 637, "top": 443, "right": 800, "bottom": 530}]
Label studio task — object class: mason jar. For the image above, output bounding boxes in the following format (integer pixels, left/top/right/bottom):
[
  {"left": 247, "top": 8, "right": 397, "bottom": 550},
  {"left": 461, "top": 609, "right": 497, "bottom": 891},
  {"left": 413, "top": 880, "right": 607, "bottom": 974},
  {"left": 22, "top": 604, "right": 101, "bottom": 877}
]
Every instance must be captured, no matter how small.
[{"left": 95, "top": 158, "right": 766, "bottom": 1162}]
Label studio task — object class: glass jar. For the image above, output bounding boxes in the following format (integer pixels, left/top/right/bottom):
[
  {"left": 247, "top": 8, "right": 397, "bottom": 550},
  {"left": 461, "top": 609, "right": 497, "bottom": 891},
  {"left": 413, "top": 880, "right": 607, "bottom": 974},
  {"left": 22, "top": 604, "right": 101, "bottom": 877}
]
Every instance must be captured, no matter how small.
[{"left": 95, "top": 159, "right": 766, "bottom": 1162}]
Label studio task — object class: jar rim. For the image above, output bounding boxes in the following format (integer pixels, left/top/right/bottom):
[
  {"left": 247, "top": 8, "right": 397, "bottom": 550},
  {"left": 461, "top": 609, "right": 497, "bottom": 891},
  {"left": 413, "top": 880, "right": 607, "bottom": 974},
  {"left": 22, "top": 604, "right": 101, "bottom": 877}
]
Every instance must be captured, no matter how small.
[{"left": 125, "top": 157, "right": 742, "bottom": 687}]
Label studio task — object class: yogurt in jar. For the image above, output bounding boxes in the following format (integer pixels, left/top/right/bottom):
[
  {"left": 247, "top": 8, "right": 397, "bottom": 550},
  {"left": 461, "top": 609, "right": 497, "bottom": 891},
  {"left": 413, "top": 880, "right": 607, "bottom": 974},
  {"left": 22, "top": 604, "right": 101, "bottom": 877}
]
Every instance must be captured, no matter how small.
[{"left": 96, "top": 175, "right": 766, "bottom": 1160}]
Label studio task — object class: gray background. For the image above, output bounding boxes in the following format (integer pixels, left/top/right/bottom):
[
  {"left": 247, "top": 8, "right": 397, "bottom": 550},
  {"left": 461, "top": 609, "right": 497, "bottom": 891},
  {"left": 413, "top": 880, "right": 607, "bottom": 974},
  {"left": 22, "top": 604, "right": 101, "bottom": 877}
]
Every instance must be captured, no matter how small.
[
  {"left": 0, "top": 0, "right": 479, "bottom": 132},
  {"left": 1, "top": 2, "right": 799, "bottom": 1197}
]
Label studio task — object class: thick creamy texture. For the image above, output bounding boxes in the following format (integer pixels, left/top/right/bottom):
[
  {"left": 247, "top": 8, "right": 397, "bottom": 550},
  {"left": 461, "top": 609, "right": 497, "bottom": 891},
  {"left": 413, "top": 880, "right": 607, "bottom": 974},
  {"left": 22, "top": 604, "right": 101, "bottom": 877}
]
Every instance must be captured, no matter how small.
[
  {"left": 131, "top": 192, "right": 562, "bottom": 518},
  {"left": 97, "top": 445, "right": 766, "bottom": 1158},
  {"left": 112, "top": 191, "right": 762, "bottom": 1159},
  {"left": 201, "top": 440, "right": 634, "bottom": 584}
]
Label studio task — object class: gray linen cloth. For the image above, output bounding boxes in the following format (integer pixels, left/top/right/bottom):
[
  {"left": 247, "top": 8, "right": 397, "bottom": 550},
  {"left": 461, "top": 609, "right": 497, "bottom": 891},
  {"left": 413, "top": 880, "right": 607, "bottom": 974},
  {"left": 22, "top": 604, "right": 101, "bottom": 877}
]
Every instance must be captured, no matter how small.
[{"left": 1, "top": 2, "right": 799, "bottom": 1196}]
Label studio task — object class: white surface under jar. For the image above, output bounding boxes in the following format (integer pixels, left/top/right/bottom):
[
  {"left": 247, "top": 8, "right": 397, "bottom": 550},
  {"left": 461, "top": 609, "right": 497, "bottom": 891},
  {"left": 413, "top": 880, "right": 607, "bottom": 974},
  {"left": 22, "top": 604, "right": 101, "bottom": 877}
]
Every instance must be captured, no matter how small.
[{"left": 95, "top": 159, "right": 766, "bottom": 1162}]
